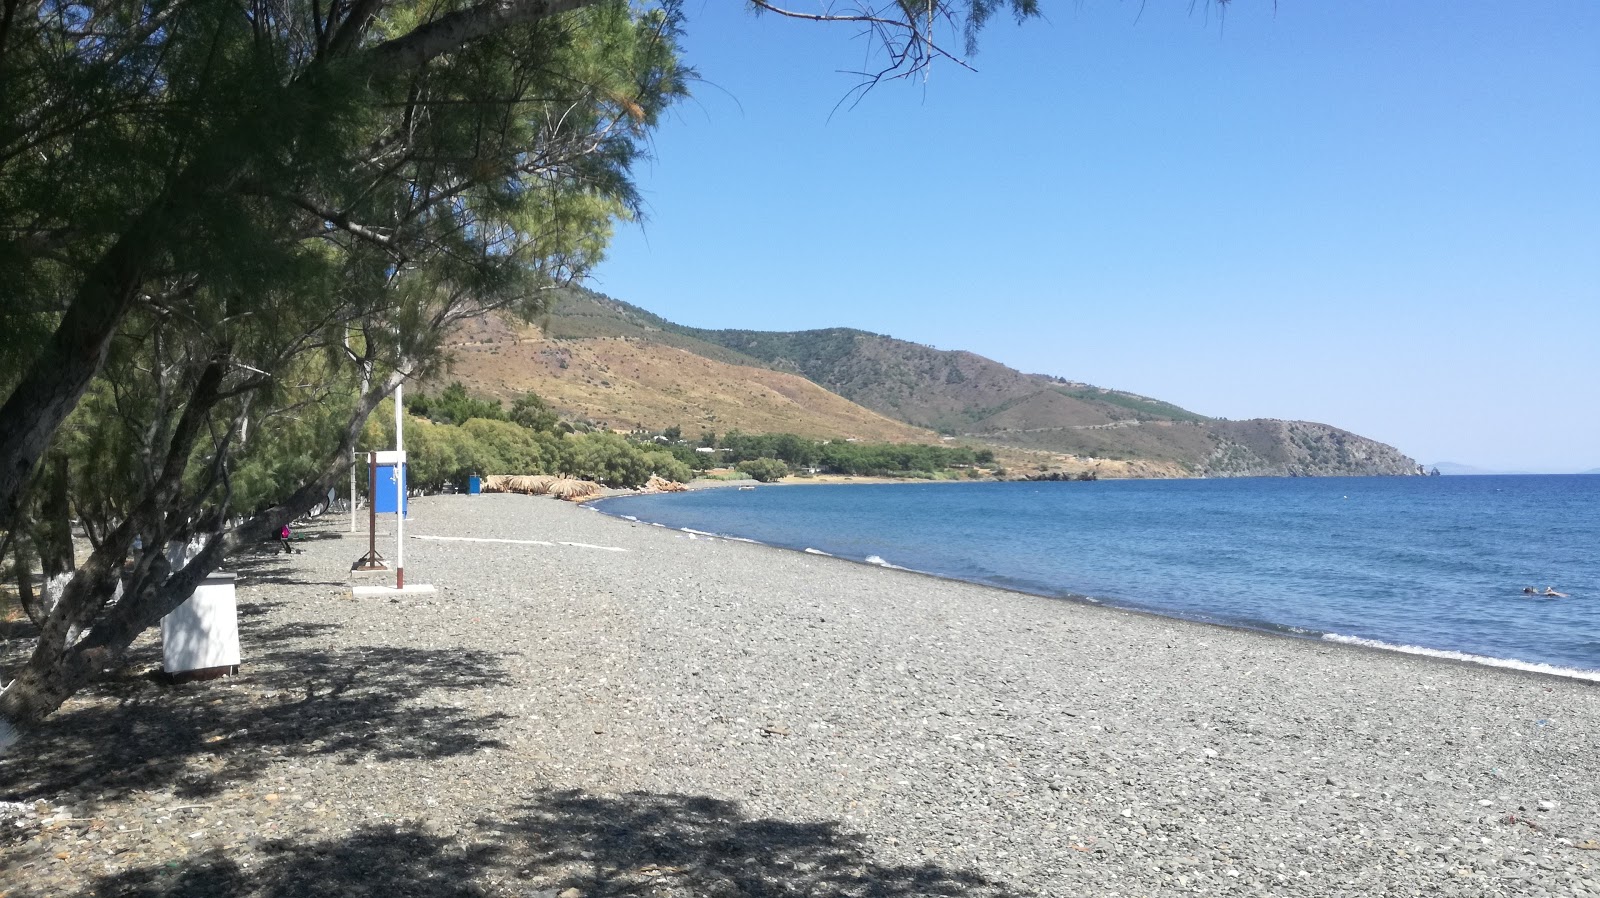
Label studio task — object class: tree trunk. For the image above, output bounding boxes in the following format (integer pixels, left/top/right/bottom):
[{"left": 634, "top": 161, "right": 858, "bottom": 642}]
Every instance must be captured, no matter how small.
[
  {"left": 11, "top": 535, "right": 43, "bottom": 627},
  {"left": 36, "top": 451, "right": 74, "bottom": 578},
  {"left": 0, "top": 218, "right": 159, "bottom": 532},
  {"left": 0, "top": 639, "right": 108, "bottom": 754}
]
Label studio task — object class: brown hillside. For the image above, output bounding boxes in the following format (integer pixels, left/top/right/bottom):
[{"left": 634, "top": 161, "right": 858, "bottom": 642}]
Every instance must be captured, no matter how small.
[
  {"left": 441, "top": 318, "right": 940, "bottom": 443},
  {"left": 439, "top": 291, "right": 1423, "bottom": 479}
]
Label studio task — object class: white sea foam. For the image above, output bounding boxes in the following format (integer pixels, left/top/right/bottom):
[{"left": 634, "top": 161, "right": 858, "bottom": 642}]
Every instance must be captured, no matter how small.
[
  {"left": 680, "top": 527, "right": 717, "bottom": 537},
  {"left": 803, "top": 548, "right": 833, "bottom": 556},
  {"left": 620, "top": 515, "right": 638, "bottom": 522},
  {"left": 1321, "top": 634, "right": 1600, "bottom": 682},
  {"left": 865, "top": 555, "right": 889, "bottom": 566}
]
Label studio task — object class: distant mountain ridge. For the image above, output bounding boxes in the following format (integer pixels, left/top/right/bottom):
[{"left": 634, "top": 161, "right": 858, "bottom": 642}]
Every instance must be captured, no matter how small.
[
  {"left": 659, "top": 305, "right": 1419, "bottom": 478},
  {"left": 447, "top": 287, "right": 1423, "bottom": 478}
]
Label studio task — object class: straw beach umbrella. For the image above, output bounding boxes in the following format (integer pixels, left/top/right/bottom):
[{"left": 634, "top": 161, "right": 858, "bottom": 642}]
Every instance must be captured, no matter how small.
[{"left": 548, "top": 479, "right": 603, "bottom": 501}]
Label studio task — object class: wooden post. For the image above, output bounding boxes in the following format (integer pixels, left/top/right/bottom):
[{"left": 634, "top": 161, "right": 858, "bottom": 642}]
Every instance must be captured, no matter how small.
[{"left": 352, "top": 452, "right": 386, "bottom": 571}]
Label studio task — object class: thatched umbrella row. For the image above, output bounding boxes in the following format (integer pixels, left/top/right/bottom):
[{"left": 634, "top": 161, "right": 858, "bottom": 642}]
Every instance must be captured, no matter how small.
[
  {"left": 480, "top": 473, "right": 688, "bottom": 501},
  {"left": 480, "top": 474, "right": 604, "bottom": 502}
]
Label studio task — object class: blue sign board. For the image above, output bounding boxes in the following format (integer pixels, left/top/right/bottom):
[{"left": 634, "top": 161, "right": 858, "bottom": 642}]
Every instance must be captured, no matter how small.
[{"left": 374, "top": 463, "right": 408, "bottom": 514}]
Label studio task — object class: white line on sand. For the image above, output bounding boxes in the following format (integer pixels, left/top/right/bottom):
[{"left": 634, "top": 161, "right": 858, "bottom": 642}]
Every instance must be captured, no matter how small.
[{"left": 411, "top": 534, "right": 628, "bottom": 553}]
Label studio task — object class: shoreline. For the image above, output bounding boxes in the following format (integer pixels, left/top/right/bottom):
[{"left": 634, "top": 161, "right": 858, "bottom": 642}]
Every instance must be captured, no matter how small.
[
  {"left": 592, "top": 490, "right": 1600, "bottom": 686},
  {"left": 5, "top": 493, "right": 1598, "bottom": 897}
]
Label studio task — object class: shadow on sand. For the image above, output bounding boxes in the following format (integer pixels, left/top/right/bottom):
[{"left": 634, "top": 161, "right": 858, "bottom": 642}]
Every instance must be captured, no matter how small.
[
  {"left": 43, "top": 789, "right": 1028, "bottom": 898},
  {"left": 0, "top": 603, "right": 511, "bottom": 804}
]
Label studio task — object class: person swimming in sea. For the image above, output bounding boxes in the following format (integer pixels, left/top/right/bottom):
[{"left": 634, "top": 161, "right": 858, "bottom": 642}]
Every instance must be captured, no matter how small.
[
  {"left": 1543, "top": 587, "right": 1569, "bottom": 598},
  {"left": 1523, "top": 587, "right": 1538, "bottom": 595}
]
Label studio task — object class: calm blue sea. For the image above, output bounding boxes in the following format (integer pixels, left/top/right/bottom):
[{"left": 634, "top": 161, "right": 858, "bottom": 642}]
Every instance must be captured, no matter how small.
[{"left": 597, "top": 475, "right": 1600, "bottom": 678}]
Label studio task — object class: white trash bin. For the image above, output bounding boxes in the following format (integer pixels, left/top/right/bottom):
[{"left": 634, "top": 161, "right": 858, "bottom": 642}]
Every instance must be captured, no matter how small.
[{"left": 161, "top": 572, "right": 240, "bottom": 681}]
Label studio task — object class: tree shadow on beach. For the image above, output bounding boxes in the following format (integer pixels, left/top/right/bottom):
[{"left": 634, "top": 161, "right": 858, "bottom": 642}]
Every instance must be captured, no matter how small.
[
  {"left": 0, "top": 632, "right": 511, "bottom": 805},
  {"left": 38, "top": 789, "right": 1028, "bottom": 898},
  {"left": 504, "top": 789, "right": 1028, "bottom": 898},
  {"left": 43, "top": 826, "right": 494, "bottom": 898},
  {"left": 229, "top": 550, "right": 351, "bottom": 588}
]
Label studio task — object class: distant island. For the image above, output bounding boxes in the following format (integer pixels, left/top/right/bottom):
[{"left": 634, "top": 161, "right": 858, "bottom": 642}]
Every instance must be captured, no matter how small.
[
  {"left": 1430, "top": 463, "right": 1597, "bottom": 476},
  {"left": 1429, "top": 462, "right": 1532, "bottom": 476},
  {"left": 443, "top": 287, "right": 1426, "bottom": 480}
]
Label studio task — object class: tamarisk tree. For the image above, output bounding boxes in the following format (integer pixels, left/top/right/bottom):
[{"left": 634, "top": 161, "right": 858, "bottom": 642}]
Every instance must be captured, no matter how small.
[
  {"left": 0, "top": 0, "right": 1045, "bottom": 751},
  {"left": 0, "top": 0, "right": 689, "bottom": 749}
]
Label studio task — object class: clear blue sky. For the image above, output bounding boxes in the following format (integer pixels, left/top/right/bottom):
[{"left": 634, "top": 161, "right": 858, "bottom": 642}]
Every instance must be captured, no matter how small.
[{"left": 592, "top": 1, "right": 1600, "bottom": 473}]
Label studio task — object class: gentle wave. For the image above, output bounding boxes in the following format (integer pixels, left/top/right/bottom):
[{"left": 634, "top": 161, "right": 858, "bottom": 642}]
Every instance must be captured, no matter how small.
[
  {"left": 1320, "top": 633, "right": 1600, "bottom": 682},
  {"left": 804, "top": 548, "right": 833, "bottom": 556}
]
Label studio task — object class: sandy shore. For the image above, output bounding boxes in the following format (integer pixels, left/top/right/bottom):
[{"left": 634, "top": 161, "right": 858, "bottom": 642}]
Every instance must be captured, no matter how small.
[{"left": 3, "top": 493, "right": 1598, "bottom": 897}]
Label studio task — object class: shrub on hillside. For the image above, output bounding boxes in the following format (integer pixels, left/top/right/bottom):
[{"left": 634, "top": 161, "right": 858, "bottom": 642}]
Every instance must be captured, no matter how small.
[
  {"left": 642, "top": 450, "right": 694, "bottom": 485},
  {"left": 560, "top": 439, "right": 693, "bottom": 488},
  {"left": 737, "top": 458, "right": 789, "bottom": 483}
]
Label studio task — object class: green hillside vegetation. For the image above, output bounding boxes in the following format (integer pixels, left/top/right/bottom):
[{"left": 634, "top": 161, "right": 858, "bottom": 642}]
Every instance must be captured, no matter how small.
[
  {"left": 712, "top": 431, "right": 996, "bottom": 478},
  {"left": 389, "top": 384, "right": 692, "bottom": 489},
  {"left": 1055, "top": 387, "right": 1210, "bottom": 423}
]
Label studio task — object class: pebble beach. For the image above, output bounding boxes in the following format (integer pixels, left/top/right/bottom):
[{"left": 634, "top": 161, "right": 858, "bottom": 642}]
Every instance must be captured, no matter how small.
[{"left": 3, "top": 491, "right": 1598, "bottom": 897}]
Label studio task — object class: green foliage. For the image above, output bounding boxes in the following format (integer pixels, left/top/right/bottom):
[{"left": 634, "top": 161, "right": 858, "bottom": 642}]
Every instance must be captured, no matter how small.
[
  {"left": 817, "top": 442, "right": 977, "bottom": 477},
  {"left": 641, "top": 449, "right": 694, "bottom": 485},
  {"left": 561, "top": 432, "right": 656, "bottom": 488},
  {"left": 388, "top": 415, "right": 694, "bottom": 490},
  {"left": 1055, "top": 388, "right": 1209, "bottom": 423},
  {"left": 409, "top": 383, "right": 568, "bottom": 435},
  {"left": 362, "top": 411, "right": 564, "bottom": 490},
  {"left": 461, "top": 418, "right": 558, "bottom": 475},
  {"left": 720, "top": 431, "right": 821, "bottom": 467},
  {"left": 737, "top": 458, "right": 789, "bottom": 483},
  {"left": 657, "top": 442, "right": 714, "bottom": 472},
  {"left": 408, "top": 382, "right": 506, "bottom": 425},
  {"left": 709, "top": 431, "right": 988, "bottom": 478},
  {"left": 510, "top": 393, "right": 563, "bottom": 433}
]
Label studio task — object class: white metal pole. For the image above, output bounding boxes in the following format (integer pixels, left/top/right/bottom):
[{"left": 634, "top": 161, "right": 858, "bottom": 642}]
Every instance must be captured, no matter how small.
[
  {"left": 349, "top": 449, "right": 357, "bottom": 533},
  {"left": 394, "top": 383, "right": 405, "bottom": 588}
]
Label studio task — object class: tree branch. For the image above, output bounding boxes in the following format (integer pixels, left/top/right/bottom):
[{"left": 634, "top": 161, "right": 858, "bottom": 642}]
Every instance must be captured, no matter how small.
[{"left": 365, "top": 0, "right": 598, "bottom": 77}]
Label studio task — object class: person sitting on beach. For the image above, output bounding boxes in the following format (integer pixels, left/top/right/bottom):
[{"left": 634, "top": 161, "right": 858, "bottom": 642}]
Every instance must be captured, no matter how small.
[{"left": 1543, "top": 587, "right": 1568, "bottom": 598}]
